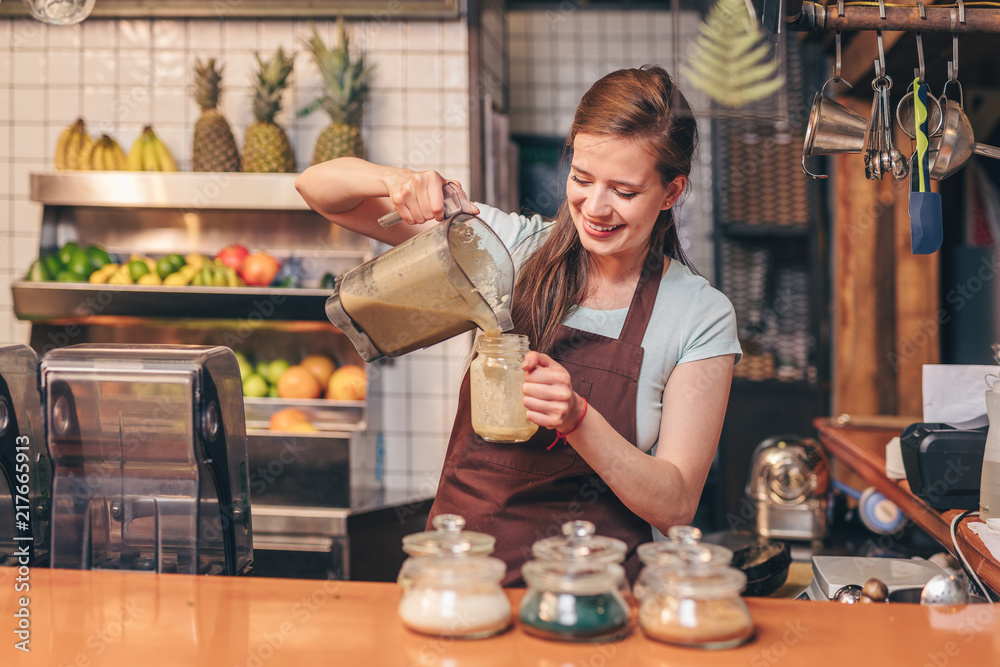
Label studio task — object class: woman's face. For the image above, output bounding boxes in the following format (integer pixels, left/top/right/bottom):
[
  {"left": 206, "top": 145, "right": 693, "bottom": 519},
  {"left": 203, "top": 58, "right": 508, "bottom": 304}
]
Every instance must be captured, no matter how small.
[{"left": 566, "top": 132, "right": 685, "bottom": 268}]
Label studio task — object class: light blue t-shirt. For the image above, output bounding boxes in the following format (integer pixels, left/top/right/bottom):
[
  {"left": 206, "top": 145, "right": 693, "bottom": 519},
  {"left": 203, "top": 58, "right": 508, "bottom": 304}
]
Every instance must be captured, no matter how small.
[{"left": 476, "top": 204, "right": 742, "bottom": 454}]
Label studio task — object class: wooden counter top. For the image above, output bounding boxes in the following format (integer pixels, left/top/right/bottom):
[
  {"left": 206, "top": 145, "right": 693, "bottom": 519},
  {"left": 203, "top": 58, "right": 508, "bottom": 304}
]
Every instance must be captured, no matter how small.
[
  {"left": 814, "top": 418, "right": 1000, "bottom": 596},
  {"left": 2, "top": 566, "right": 998, "bottom": 666}
]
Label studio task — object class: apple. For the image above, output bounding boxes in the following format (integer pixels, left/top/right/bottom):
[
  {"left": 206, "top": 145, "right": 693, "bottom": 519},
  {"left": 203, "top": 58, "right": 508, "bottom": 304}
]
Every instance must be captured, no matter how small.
[
  {"left": 266, "top": 359, "right": 291, "bottom": 385},
  {"left": 216, "top": 244, "right": 250, "bottom": 271},
  {"left": 233, "top": 351, "right": 251, "bottom": 380},
  {"left": 242, "top": 373, "right": 269, "bottom": 398},
  {"left": 239, "top": 251, "right": 281, "bottom": 287}
]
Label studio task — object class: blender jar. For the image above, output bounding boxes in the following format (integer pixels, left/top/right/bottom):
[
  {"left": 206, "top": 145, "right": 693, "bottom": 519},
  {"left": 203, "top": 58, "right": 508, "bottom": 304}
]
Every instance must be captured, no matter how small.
[
  {"left": 326, "top": 213, "right": 515, "bottom": 362},
  {"left": 470, "top": 333, "right": 537, "bottom": 442}
]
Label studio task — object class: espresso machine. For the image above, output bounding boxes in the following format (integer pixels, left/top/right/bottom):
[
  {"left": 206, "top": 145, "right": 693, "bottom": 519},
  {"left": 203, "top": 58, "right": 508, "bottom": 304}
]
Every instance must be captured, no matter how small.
[
  {"left": 746, "top": 436, "right": 830, "bottom": 541},
  {"left": 0, "top": 345, "right": 50, "bottom": 567},
  {"left": 41, "top": 345, "right": 252, "bottom": 575}
]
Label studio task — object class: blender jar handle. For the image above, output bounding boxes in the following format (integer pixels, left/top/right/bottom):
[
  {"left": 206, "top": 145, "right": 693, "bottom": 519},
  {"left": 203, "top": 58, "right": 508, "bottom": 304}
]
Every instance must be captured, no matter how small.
[{"left": 378, "top": 182, "right": 473, "bottom": 228}]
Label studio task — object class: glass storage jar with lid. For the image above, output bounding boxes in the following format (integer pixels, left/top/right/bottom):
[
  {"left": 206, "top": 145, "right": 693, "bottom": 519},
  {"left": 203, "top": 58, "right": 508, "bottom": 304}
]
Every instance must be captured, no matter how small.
[
  {"left": 531, "top": 520, "right": 627, "bottom": 565},
  {"left": 397, "top": 543, "right": 512, "bottom": 639},
  {"left": 470, "top": 333, "right": 537, "bottom": 442},
  {"left": 638, "top": 562, "right": 754, "bottom": 649},
  {"left": 399, "top": 514, "right": 495, "bottom": 590},
  {"left": 519, "top": 521, "right": 632, "bottom": 642},
  {"left": 634, "top": 525, "right": 734, "bottom": 602}
]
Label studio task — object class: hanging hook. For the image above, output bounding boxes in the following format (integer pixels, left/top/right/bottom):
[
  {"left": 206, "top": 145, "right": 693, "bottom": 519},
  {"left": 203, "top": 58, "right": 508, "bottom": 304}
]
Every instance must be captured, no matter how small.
[
  {"left": 834, "top": 30, "right": 850, "bottom": 86},
  {"left": 876, "top": 30, "right": 886, "bottom": 77},
  {"left": 915, "top": 31, "right": 925, "bottom": 83}
]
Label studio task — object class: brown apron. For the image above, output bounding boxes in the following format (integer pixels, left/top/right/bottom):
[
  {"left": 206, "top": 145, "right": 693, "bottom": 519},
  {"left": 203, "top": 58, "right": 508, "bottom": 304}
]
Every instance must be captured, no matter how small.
[{"left": 429, "top": 253, "right": 663, "bottom": 587}]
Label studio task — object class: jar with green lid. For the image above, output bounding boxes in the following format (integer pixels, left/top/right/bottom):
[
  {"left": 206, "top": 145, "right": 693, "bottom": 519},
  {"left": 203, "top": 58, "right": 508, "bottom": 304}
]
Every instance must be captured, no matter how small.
[
  {"left": 638, "top": 563, "right": 754, "bottom": 649},
  {"left": 399, "top": 514, "right": 496, "bottom": 590},
  {"left": 470, "top": 333, "right": 537, "bottom": 442},
  {"left": 398, "top": 548, "right": 512, "bottom": 639},
  {"left": 519, "top": 560, "right": 631, "bottom": 642}
]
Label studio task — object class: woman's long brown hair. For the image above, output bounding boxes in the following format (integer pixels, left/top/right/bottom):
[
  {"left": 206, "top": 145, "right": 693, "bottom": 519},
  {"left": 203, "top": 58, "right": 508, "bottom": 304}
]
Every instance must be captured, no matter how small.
[{"left": 510, "top": 65, "right": 699, "bottom": 354}]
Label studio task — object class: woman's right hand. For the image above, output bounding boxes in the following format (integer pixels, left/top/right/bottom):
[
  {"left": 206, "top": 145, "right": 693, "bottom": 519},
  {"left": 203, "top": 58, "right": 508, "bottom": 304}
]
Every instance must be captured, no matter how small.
[{"left": 384, "top": 169, "right": 477, "bottom": 225}]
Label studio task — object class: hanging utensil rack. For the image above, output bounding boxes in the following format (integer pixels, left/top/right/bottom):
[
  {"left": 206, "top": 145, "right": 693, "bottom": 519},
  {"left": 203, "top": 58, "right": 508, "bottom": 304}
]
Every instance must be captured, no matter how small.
[{"left": 786, "top": 1, "right": 1000, "bottom": 33}]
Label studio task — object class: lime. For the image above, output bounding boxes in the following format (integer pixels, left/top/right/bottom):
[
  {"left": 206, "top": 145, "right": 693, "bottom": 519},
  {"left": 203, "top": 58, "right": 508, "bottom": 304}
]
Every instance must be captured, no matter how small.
[
  {"left": 86, "top": 245, "right": 112, "bottom": 269},
  {"left": 66, "top": 256, "right": 93, "bottom": 280},
  {"left": 42, "top": 253, "right": 63, "bottom": 277},
  {"left": 166, "top": 253, "right": 185, "bottom": 273},
  {"left": 128, "top": 259, "right": 150, "bottom": 282},
  {"left": 58, "top": 241, "right": 82, "bottom": 267},
  {"left": 156, "top": 257, "right": 176, "bottom": 280},
  {"left": 55, "top": 270, "right": 83, "bottom": 282},
  {"left": 28, "top": 260, "right": 51, "bottom": 282}
]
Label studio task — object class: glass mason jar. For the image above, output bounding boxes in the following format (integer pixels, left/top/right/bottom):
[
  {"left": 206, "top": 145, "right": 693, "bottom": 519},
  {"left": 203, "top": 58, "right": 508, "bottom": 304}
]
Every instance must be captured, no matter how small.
[
  {"left": 638, "top": 563, "right": 754, "bottom": 649},
  {"left": 398, "top": 514, "right": 496, "bottom": 590},
  {"left": 470, "top": 333, "right": 537, "bottom": 442},
  {"left": 398, "top": 551, "right": 512, "bottom": 639}
]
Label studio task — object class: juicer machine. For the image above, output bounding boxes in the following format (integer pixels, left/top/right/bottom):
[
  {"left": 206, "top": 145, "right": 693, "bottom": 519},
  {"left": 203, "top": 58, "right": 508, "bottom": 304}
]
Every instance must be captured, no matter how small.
[
  {"left": 0, "top": 345, "right": 50, "bottom": 567},
  {"left": 41, "top": 345, "right": 253, "bottom": 575}
]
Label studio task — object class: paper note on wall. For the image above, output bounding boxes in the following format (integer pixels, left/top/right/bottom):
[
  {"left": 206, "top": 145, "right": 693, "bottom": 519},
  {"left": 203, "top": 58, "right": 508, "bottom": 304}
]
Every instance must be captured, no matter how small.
[{"left": 922, "top": 364, "right": 997, "bottom": 423}]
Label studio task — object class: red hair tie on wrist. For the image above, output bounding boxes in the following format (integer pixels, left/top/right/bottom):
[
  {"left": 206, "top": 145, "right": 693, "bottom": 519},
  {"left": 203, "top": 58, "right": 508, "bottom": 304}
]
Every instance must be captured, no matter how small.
[{"left": 547, "top": 397, "right": 588, "bottom": 450}]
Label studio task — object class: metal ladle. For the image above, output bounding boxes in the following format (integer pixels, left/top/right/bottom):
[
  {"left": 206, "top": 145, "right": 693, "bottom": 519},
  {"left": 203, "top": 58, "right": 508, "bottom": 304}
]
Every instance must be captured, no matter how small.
[{"left": 929, "top": 97, "right": 1000, "bottom": 180}]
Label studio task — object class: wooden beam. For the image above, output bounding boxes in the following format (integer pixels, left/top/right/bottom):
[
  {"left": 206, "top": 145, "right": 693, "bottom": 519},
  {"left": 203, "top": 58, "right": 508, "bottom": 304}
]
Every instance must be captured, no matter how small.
[{"left": 831, "top": 97, "right": 940, "bottom": 417}]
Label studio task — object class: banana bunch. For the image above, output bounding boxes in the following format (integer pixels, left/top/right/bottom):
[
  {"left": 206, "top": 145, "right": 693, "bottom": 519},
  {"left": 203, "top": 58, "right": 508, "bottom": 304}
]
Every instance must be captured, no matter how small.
[
  {"left": 80, "top": 134, "right": 128, "bottom": 171},
  {"left": 55, "top": 119, "right": 95, "bottom": 170},
  {"left": 128, "top": 126, "right": 179, "bottom": 172}
]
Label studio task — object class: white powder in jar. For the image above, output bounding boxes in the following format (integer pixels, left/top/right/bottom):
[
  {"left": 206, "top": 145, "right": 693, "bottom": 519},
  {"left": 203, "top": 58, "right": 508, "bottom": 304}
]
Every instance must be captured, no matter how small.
[{"left": 399, "top": 588, "right": 512, "bottom": 638}]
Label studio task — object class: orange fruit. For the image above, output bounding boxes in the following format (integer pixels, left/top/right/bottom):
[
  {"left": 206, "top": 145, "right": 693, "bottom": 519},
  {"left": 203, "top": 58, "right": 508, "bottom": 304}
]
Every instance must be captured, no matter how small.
[
  {"left": 268, "top": 408, "right": 309, "bottom": 431},
  {"left": 327, "top": 365, "right": 366, "bottom": 401},
  {"left": 287, "top": 421, "right": 319, "bottom": 433},
  {"left": 276, "top": 365, "right": 322, "bottom": 399},
  {"left": 300, "top": 354, "right": 336, "bottom": 386}
]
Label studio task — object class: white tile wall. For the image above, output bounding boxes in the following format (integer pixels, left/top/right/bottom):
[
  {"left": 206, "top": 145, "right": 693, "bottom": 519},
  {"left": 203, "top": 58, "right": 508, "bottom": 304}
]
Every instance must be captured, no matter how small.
[
  {"left": 508, "top": 9, "right": 716, "bottom": 277},
  {"left": 0, "top": 16, "right": 473, "bottom": 487},
  {"left": 0, "top": 9, "right": 721, "bottom": 488}
]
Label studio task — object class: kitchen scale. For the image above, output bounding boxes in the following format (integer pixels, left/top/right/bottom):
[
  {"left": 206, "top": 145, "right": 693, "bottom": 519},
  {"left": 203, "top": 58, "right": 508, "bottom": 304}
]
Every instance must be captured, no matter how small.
[{"left": 800, "top": 555, "right": 946, "bottom": 600}]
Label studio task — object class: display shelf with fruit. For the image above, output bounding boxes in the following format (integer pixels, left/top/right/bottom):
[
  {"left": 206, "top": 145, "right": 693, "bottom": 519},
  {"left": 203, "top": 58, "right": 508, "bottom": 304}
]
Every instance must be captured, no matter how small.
[{"left": 13, "top": 239, "right": 363, "bottom": 322}]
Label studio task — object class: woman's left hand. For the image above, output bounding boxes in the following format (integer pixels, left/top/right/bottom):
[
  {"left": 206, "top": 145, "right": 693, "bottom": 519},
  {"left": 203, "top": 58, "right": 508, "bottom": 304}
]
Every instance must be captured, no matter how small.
[{"left": 522, "top": 351, "right": 584, "bottom": 432}]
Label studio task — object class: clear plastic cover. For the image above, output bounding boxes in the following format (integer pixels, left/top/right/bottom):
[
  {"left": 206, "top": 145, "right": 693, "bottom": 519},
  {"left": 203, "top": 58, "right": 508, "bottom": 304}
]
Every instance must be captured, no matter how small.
[{"left": 41, "top": 344, "right": 252, "bottom": 575}]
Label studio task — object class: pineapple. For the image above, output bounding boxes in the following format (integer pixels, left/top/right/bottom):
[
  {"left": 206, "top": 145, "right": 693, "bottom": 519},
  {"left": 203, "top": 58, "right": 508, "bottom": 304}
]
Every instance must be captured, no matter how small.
[
  {"left": 242, "top": 48, "right": 296, "bottom": 173},
  {"left": 191, "top": 58, "right": 241, "bottom": 172},
  {"left": 300, "top": 19, "right": 374, "bottom": 165}
]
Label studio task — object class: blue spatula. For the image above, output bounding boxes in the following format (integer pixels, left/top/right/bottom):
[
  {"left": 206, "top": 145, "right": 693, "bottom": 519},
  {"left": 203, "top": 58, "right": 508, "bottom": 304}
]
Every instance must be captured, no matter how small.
[{"left": 909, "top": 77, "right": 943, "bottom": 254}]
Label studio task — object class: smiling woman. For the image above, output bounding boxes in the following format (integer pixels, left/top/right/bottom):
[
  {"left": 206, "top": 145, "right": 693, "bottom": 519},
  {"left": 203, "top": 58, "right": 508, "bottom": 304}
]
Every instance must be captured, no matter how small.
[{"left": 295, "top": 65, "right": 741, "bottom": 587}]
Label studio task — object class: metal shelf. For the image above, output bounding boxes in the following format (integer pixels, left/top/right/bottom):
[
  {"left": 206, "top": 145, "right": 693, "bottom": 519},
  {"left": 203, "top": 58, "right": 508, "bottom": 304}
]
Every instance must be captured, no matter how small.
[
  {"left": 30, "top": 171, "right": 308, "bottom": 210},
  {"left": 244, "top": 397, "right": 365, "bottom": 431},
  {"left": 12, "top": 282, "right": 334, "bottom": 322}
]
